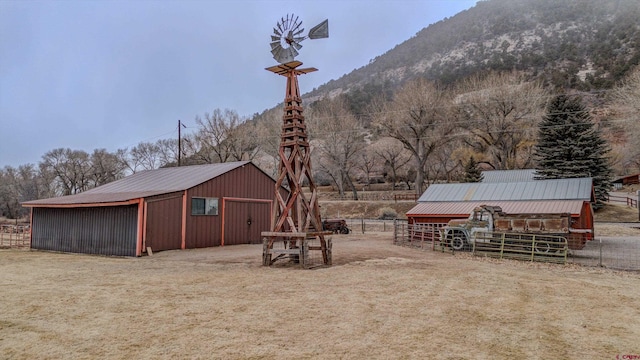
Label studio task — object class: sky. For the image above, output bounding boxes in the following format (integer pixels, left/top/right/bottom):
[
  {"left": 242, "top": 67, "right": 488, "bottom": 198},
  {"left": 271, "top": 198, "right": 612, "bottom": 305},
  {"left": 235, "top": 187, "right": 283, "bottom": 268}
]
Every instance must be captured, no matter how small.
[{"left": 0, "top": 0, "right": 478, "bottom": 168}]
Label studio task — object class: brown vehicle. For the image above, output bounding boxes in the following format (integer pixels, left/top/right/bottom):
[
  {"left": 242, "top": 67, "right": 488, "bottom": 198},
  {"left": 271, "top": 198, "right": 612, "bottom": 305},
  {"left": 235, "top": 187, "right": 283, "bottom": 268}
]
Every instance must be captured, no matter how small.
[{"left": 322, "top": 219, "right": 350, "bottom": 234}]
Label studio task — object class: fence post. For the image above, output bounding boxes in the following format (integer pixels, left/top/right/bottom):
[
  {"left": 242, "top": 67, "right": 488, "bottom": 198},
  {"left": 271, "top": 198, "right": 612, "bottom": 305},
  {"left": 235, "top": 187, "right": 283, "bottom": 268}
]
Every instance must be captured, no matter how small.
[
  {"left": 394, "top": 220, "right": 398, "bottom": 244},
  {"left": 599, "top": 238, "right": 603, "bottom": 267},
  {"left": 431, "top": 226, "right": 435, "bottom": 251}
]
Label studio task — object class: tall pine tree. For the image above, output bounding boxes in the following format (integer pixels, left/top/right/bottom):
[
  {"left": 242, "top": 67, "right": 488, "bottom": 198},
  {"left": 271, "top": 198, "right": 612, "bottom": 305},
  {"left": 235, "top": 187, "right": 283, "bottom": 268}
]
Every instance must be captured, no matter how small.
[
  {"left": 463, "top": 156, "right": 484, "bottom": 182},
  {"left": 534, "top": 94, "right": 612, "bottom": 209}
]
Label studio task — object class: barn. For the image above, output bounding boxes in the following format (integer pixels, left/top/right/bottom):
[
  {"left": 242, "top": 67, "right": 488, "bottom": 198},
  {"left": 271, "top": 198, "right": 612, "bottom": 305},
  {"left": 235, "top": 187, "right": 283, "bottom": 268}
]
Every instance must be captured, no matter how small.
[
  {"left": 22, "top": 161, "right": 280, "bottom": 256},
  {"left": 406, "top": 176, "right": 595, "bottom": 248}
]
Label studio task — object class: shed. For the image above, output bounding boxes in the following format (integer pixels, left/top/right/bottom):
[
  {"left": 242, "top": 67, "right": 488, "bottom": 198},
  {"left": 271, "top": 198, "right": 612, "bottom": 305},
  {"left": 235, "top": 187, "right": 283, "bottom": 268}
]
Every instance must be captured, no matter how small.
[
  {"left": 22, "top": 161, "right": 281, "bottom": 256},
  {"left": 612, "top": 173, "right": 640, "bottom": 189},
  {"left": 407, "top": 177, "right": 595, "bottom": 248}
]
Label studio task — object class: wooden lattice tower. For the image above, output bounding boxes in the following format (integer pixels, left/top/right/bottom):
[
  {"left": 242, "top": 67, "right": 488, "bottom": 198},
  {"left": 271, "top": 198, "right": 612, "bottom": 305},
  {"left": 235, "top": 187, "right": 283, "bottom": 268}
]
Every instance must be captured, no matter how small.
[{"left": 262, "top": 61, "right": 331, "bottom": 267}]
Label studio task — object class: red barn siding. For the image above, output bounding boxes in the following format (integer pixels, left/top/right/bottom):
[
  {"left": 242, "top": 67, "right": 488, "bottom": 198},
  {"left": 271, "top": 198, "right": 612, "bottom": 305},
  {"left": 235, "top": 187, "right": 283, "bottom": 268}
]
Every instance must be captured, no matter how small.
[
  {"left": 185, "top": 164, "right": 276, "bottom": 248},
  {"left": 145, "top": 193, "right": 183, "bottom": 251}
]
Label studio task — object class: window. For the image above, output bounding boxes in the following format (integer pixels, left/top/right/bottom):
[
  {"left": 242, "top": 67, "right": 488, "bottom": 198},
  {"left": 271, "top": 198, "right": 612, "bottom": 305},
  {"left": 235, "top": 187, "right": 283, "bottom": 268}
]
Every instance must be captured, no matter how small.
[{"left": 191, "top": 197, "right": 219, "bottom": 216}]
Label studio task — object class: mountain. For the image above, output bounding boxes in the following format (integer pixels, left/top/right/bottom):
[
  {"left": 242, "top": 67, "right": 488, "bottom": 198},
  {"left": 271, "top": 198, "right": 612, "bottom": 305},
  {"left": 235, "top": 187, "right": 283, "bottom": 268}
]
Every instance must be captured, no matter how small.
[{"left": 302, "top": 0, "right": 640, "bottom": 108}]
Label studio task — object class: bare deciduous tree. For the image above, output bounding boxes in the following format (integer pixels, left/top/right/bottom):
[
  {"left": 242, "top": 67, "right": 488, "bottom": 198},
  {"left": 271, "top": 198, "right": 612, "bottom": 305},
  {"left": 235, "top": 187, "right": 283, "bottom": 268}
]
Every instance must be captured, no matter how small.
[
  {"left": 354, "top": 146, "right": 382, "bottom": 190},
  {"left": 253, "top": 109, "right": 283, "bottom": 176},
  {"left": 371, "top": 137, "right": 412, "bottom": 190},
  {"left": 40, "top": 148, "right": 92, "bottom": 195},
  {"left": 309, "top": 98, "right": 367, "bottom": 199},
  {"left": 156, "top": 139, "right": 179, "bottom": 167},
  {"left": 128, "top": 142, "right": 162, "bottom": 172},
  {"left": 609, "top": 66, "right": 640, "bottom": 173},
  {"left": 0, "top": 166, "right": 22, "bottom": 218},
  {"left": 89, "top": 149, "right": 127, "bottom": 186},
  {"left": 372, "top": 79, "right": 456, "bottom": 195},
  {"left": 194, "top": 108, "right": 259, "bottom": 164},
  {"left": 428, "top": 139, "right": 464, "bottom": 183},
  {"left": 454, "top": 71, "right": 548, "bottom": 170}
]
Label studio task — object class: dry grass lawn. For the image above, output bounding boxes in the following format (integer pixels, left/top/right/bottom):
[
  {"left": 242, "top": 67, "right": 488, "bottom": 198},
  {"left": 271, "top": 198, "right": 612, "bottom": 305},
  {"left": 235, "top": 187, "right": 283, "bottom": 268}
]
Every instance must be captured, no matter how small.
[{"left": 1, "top": 232, "right": 640, "bottom": 359}]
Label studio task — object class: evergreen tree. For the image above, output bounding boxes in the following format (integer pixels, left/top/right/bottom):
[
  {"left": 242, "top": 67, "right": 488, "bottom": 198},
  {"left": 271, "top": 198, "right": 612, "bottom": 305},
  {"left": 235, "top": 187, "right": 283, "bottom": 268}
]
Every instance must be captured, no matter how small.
[
  {"left": 534, "top": 94, "right": 612, "bottom": 209},
  {"left": 463, "top": 156, "right": 484, "bottom": 183}
]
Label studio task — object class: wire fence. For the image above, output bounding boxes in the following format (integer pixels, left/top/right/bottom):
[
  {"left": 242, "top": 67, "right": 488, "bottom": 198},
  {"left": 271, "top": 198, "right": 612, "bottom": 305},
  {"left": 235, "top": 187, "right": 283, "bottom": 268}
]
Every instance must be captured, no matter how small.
[{"left": 392, "top": 221, "right": 640, "bottom": 271}]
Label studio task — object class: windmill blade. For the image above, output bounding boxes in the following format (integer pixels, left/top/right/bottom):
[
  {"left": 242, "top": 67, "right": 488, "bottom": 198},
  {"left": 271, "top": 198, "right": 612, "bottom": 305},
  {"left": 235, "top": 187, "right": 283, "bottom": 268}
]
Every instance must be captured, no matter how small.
[
  {"left": 271, "top": 35, "right": 280, "bottom": 42},
  {"left": 292, "top": 41, "right": 303, "bottom": 50},
  {"left": 271, "top": 45, "right": 283, "bottom": 57},
  {"left": 293, "top": 36, "right": 306, "bottom": 43},
  {"left": 308, "top": 19, "right": 329, "bottom": 39},
  {"left": 277, "top": 48, "right": 293, "bottom": 63},
  {"left": 291, "top": 17, "right": 302, "bottom": 33},
  {"left": 289, "top": 46, "right": 298, "bottom": 59},
  {"left": 273, "top": 27, "right": 281, "bottom": 36},
  {"left": 270, "top": 41, "right": 281, "bottom": 50},
  {"left": 293, "top": 28, "right": 305, "bottom": 37}
]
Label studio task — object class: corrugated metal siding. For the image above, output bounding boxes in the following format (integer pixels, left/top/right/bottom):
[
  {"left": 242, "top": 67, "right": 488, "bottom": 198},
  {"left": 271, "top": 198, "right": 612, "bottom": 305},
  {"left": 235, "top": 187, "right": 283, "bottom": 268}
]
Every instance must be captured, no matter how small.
[
  {"left": 418, "top": 178, "right": 593, "bottom": 202},
  {"left": 224, "top": 201, "right": 271, "bottom": 245},
  {"left": 145, "top": 193, "right": 183, "bottom": 251},
  {"left": 31, "top": 205, "right": 138, "bottom": 256},
  {"left": 185, "top": 164, "right": 276, "bottom": 248}
]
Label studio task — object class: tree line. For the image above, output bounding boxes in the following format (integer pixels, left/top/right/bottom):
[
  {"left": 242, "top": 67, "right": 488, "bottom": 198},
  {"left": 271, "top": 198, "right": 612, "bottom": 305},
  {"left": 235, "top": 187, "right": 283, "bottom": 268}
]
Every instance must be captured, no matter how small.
[{"left": 2, "top": 67, "right": 639, "bottom": 219}]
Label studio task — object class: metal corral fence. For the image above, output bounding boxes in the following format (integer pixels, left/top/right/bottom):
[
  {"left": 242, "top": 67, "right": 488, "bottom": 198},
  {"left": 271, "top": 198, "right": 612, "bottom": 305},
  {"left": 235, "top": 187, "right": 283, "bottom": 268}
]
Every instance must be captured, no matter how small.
[
  {"left": 0, "top": 225, "right": 31, "bottom": 248},
  {"left": 392, "top": 220, "right": 640, "bottom": 271},
  {"left": 344, "top": 218, "right": 397, "bottom": 233}
]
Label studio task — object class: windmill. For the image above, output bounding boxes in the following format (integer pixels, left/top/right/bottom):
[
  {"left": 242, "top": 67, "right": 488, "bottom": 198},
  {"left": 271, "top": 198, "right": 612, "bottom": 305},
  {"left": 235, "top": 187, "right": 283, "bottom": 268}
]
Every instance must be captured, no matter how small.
[{"left": 262, "top": 15, "right": 331, "bottom": 268}]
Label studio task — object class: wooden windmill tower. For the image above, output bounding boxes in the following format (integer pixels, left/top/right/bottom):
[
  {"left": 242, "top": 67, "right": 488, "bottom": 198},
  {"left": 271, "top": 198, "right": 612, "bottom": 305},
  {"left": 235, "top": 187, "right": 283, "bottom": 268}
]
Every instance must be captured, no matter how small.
[{"left": 261, "top": 15, "right": 331, "bottom": 268}]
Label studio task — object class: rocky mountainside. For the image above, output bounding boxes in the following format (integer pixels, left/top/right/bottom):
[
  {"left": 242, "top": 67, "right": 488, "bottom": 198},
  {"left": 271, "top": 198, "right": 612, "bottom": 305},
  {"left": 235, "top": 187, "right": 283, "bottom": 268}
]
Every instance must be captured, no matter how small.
[{"left": 302, "top": 0, "right": 640, "bottom": 109}]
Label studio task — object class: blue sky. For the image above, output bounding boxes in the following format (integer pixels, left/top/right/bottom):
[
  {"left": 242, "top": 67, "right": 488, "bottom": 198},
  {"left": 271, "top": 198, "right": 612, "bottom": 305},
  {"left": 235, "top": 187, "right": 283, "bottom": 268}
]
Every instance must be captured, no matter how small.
[{"left": 0, "top": 0, "right": 477, "bottom": 168}]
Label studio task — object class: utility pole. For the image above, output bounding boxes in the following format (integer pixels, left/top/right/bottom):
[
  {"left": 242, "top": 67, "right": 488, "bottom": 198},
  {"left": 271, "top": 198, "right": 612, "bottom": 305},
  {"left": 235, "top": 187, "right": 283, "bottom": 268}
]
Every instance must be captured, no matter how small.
[{"left": 178, "top": 120, "right": 186, "bottom": 166}]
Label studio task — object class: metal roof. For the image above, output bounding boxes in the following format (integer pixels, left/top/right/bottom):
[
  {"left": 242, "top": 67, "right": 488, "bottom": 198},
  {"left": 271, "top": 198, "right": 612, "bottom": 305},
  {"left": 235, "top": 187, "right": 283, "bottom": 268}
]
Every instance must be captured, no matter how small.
[
  {"left": 418, "top": 178, "right": 593, "bottom": 202},
  {"left": 407, "top": 200, "right": 586, "bottom": 217},
  {"left": 481, "top": 169, "right": 537, "bottom": 183},
  {"left": 23, "top": 161, "right": 252, "bottom": 206}
]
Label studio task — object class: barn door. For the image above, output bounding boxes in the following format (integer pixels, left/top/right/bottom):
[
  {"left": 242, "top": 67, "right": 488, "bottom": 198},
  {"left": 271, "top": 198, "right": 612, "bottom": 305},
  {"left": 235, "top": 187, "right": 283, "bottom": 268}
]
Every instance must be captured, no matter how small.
[
  {"left": 145, "top": 196, "right": 183, "bottom": 251},
  {"left": 222, "top": 199, "right": 271, "bottom": 246}
]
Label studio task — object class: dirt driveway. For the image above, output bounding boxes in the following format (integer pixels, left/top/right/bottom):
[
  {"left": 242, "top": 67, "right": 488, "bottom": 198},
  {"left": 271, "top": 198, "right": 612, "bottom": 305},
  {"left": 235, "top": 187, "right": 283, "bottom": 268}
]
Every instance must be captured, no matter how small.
[{"left": 1, "top": 233, "right": 639, "bottom": 359}]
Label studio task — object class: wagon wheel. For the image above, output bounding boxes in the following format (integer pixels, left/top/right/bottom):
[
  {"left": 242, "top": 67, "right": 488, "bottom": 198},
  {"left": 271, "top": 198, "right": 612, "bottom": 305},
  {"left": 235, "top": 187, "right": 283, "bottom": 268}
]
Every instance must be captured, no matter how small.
[{"left": 341, "top": 227, "right": 350, "bottom": 234}]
